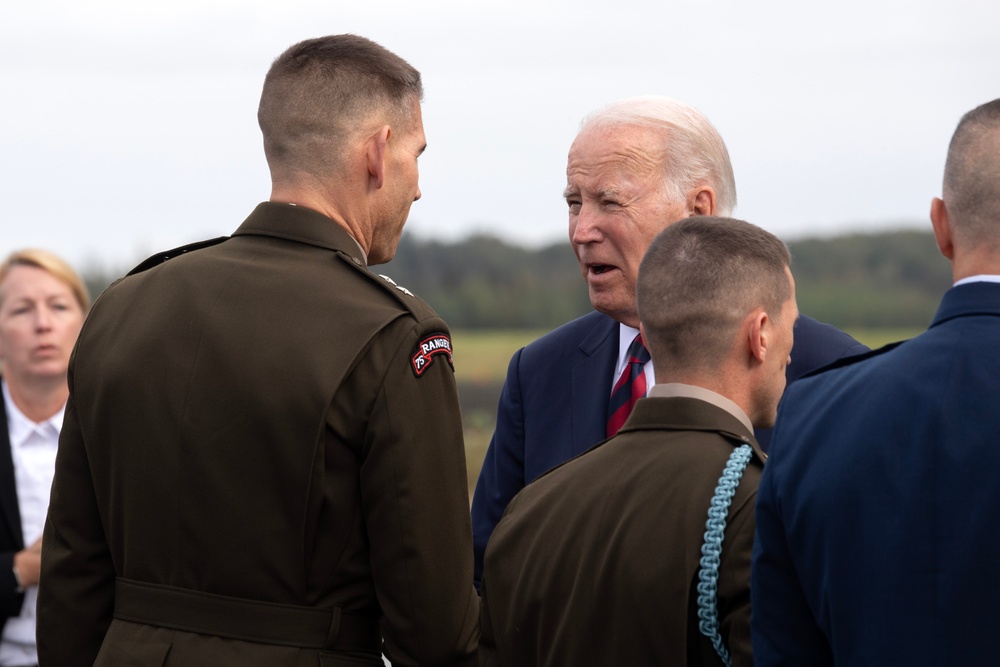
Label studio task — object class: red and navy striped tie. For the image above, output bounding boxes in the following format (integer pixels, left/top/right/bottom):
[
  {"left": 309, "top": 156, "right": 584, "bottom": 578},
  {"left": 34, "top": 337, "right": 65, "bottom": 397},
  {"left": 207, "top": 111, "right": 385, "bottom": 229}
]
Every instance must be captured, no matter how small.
[{"left": 606, "top": 334, "right": 651, "bottom": 437}]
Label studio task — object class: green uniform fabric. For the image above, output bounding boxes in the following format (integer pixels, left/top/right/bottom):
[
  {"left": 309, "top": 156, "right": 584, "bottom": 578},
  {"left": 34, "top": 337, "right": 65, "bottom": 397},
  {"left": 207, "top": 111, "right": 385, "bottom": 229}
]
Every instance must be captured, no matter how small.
[
  {"left": 38, "top": 202, "right": 479, "bottom": 666},
  {"left": 480, "top": 396, "right": 763, "bottom": 667}
]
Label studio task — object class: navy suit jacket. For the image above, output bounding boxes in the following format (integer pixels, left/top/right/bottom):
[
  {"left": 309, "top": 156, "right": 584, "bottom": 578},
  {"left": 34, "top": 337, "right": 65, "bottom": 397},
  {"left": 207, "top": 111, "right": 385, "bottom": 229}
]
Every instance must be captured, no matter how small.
[
  {"left": 752, "top": 283, "right": 1000, "bottom": 666},
  {"left": 1, "top": 390, "right": 28, "bottom": 633},
  {"left": 471, "top": 311, "right": 866, "bottom": 586}
]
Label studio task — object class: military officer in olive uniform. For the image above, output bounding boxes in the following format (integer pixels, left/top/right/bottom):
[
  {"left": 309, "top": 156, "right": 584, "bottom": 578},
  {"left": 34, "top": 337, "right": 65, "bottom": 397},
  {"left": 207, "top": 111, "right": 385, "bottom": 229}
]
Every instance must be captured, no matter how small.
[
  {"left": 37, "top": 35, "right": 479, "bottom": 666},
  {"left": 480, "top": 217, "right": 798, "bottom": 666}
]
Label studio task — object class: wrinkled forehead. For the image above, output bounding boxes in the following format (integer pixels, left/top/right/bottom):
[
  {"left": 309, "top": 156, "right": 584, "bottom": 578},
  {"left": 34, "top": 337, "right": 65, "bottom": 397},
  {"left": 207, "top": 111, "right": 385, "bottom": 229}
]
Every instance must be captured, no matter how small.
[{"left": 566, "top": 123, "right": 666, "bottom": 189}]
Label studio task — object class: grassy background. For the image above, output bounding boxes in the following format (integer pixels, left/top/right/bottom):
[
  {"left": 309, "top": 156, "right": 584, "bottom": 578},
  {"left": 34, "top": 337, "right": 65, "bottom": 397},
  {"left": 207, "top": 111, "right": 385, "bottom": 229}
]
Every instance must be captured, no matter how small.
[
  {"left": 452, "top": 326, "right": 923, "bottom": 495},
  {"left": 452, "top": 329, "right": 550, "bottom": 384}
]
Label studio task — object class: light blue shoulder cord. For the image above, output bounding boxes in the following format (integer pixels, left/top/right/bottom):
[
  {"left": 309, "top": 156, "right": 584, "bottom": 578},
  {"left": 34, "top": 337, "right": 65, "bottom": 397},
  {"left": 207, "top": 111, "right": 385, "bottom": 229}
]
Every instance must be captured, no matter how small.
[{"left": 696, "top": 443, "right": 753, "bottom": 667}]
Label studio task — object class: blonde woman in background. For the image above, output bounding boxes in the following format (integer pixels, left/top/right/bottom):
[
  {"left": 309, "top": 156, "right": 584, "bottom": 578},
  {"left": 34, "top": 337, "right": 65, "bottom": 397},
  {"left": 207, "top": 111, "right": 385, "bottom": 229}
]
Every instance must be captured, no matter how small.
[{"left": 0, "top": 250, "right": 88, "bottom": 667}]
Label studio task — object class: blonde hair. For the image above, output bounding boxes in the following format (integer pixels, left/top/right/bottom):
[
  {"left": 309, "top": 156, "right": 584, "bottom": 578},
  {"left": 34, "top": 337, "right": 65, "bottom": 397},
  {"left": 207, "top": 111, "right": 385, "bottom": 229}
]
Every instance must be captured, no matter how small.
[{"left": 0, "top": 249, "right": 91, "bottom": 312}]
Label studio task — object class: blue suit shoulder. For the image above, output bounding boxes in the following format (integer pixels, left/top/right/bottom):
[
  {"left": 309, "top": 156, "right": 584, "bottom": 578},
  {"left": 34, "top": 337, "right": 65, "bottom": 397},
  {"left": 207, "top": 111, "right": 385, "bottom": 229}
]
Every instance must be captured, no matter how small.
[
  {"left": 799, "top": 338, "right": 905, "bottom": 380},
  {"left": 787, "top": 315, "right": 868, "bottom": 381},
  {"left": 517, "top": 310, "right": 617, "bottom": 361},
  {"left": 754, "top": 315, "right": 867, "bottom": 451}
]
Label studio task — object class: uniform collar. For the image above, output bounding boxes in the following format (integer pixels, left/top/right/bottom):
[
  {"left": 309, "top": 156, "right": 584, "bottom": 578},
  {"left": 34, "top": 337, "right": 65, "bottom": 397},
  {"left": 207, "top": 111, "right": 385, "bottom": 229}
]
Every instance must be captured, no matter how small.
[
  {"left": 233, "top": 202, "right": 369, "bottom": 267},
  {"left": 932, "top": 281, "right": 1000, "bottom": 329},
  {"left": 620, "top": 393, "right": 765, "bottom": 462},
  {"left": 648, "top": 383, "right": 754, "bottom": 434}
]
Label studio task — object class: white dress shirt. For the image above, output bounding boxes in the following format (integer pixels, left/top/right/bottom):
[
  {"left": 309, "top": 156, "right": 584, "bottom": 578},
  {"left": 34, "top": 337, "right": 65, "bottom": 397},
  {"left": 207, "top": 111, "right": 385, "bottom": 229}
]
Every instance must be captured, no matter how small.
[{"left": 1, "top": 380, "right": 63, "bottom": 667}]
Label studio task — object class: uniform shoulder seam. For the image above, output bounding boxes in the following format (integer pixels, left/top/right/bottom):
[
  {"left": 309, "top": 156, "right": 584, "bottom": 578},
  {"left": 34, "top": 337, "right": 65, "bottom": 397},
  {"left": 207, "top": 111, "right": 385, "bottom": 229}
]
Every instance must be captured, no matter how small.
[
  {"left": 127, "top": 237, "right": 230, "bottom": 276},
  {"left": 335, "top": 253, "right": 437, "bottom": 322}
]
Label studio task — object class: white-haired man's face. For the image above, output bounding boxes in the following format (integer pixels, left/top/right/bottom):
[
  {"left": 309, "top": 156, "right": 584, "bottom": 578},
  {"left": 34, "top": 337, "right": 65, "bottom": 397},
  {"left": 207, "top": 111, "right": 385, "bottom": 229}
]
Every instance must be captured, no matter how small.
[{"left": 565, "top": 122, "right": 696, "bottom": 328}]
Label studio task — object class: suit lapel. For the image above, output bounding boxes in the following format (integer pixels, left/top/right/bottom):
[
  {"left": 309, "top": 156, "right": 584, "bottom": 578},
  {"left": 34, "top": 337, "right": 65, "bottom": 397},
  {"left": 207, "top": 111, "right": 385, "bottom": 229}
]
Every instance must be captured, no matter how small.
[
  {"left": 0, "top": 394, "right": 25, "bottom": 548},
  {"left": 570, "top": 314, "right": 619, "bottom": 457}
]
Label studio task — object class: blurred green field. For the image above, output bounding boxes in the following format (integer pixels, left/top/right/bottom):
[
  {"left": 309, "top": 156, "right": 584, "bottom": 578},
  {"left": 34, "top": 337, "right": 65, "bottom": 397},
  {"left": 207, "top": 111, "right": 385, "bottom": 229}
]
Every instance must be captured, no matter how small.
[
  {"left": 451, "top": 330, "right": 544, "bottom": 494},
  {"left": 451, "top": 329, "right": 548, "bottom": 383},
  {"left": 453, "top": 326, "right": 924, "bottom": 496}
]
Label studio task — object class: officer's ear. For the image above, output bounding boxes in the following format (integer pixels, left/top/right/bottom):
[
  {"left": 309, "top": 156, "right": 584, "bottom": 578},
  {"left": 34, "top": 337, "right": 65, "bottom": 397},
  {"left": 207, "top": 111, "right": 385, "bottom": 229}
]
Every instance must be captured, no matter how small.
[
  {"left": 366, "top": 125, "right": 391, "bottom": 190},
  {"left": 746, "top": 308, "right": 769, "bottom": 366},
  {"left": 930, "top": 197, "right": 954, "bottom": 261}
]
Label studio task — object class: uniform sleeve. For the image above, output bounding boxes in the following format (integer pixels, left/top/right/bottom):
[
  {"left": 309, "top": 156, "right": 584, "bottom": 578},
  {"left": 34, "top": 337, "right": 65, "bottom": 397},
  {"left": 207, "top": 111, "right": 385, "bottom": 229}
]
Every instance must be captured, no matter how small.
[
  {"left": 360, "top": 315, "right": 479, "bottom": 667},
  {"left": 470, "top": 348, "right": 526, "bottom": 590},
  {"left": 477, "top": 573, "right": 503, "bottom": 667},
  {"left": 37, "top": 384, "right": 116, "bottom": 665},
  {"left": 751, "top": 448, "right": 834, "bottom": 667}
]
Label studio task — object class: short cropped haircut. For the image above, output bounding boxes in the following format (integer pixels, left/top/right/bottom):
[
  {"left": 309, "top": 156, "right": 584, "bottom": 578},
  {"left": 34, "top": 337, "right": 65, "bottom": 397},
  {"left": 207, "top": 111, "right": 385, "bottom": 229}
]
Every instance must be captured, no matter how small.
[
  {"left": 258, "top": 34, "right": 423, "bottom": 180},
  {"left": 637, "top": 217, "right": 790, "bottom": 373},
  {"left": 580, "top": 96, "right": 737, "bottom": 216},
  {"left": 0, "top": 248, "right": 90, "bottom": 312},
  {"left": 943, "top": 98, "right": 1000, "bottom": 248}
]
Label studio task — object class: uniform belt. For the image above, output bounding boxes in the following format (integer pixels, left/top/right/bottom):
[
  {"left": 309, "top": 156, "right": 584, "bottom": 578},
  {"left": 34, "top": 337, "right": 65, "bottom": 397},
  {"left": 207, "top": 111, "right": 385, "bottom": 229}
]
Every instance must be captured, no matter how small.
[{"left": 113, "top": 578, "right": 381, "bottom": 653}]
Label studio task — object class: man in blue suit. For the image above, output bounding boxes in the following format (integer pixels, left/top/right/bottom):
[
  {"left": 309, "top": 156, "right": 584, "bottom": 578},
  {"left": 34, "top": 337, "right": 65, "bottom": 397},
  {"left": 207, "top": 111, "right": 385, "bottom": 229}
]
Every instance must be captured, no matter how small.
[
  {"left": 471, "top": 96, "right": 866, "bottom": 587},
  {"left": 751, "top": 98, "right": 1000, "bottom": 666}
]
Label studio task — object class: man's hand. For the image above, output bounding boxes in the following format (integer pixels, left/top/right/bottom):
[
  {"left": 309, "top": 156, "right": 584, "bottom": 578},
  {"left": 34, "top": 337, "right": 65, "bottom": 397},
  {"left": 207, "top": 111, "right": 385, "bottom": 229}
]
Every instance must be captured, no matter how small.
[{"left": 13, "top": 537, "right": 42, "bottom": 588}]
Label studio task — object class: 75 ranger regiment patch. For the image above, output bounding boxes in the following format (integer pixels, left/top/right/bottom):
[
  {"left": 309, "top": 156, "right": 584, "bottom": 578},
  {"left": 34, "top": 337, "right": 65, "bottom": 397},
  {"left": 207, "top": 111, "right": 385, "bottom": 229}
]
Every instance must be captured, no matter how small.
[{"left": 411, "top": 334, "right": 454, "bottom": 377}]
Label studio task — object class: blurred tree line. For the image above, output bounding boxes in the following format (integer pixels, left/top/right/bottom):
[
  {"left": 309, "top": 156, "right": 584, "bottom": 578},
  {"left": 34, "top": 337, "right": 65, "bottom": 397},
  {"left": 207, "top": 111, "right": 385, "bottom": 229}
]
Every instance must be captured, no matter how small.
[
  {"left": 381, "top": 228, "right": 952, "bottom": 330},
  {"left": 382, "top": 234, "right": 592, "bottom": 329},
  {"left": 788, "top": 230, "right": 952, "bottom": 328},
  {"left": 81, "top": 227, "right": 952, "bottom": 330}
]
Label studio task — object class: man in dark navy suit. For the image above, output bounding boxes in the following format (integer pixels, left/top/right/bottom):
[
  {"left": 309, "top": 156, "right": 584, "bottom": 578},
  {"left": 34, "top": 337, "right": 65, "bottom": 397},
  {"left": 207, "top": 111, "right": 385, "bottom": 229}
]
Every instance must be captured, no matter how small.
[
  {"left": 752, "top": 98, "right": 1000, "bottom": 666},
  {"left": 471, "top": 96, "right": 866, "bottom": 586}
]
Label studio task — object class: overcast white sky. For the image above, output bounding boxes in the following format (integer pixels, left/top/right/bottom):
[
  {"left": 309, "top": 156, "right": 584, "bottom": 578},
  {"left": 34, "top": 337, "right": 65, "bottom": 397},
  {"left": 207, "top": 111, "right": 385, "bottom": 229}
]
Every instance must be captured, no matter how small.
[{"left": 2, "top": 0, "right": 997, "bottom": 271}]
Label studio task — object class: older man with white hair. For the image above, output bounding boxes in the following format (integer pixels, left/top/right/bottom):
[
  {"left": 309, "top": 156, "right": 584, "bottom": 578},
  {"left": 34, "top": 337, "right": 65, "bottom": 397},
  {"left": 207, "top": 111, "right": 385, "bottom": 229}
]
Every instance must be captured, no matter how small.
[{"left": 471, "top": 96, "right": 867, "bottom": 587}]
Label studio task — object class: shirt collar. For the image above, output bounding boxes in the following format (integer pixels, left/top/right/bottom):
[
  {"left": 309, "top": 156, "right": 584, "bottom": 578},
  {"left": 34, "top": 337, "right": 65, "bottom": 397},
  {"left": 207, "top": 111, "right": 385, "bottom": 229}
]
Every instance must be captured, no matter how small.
[
  {"left": 617, "top": 323, "right": 641, "bottom": 363},
  {"left": 2, "top": 379, "right": 65, "bottom": 449},
  {"left": 954, "top": 274, "right": 1000, "bottom": 287},
  {"left": 647, "top": 382, "right": 755, "bottom": 434},
  {"left": 615, "top": 322, "right": 656, "bottom": 386}
]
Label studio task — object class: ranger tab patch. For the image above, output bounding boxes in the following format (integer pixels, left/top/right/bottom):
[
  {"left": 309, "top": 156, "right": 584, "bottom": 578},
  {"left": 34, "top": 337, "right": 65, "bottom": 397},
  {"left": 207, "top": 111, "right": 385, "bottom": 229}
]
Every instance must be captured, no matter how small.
[{"left": 411, "top": 334, "right": 454, "bottom": 377}]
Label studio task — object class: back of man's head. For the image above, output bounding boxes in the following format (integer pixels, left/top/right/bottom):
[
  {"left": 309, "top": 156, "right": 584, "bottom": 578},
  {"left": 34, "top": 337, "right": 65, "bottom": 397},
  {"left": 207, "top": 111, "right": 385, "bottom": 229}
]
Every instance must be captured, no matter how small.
[
  {"left": 637, "top": 216, "right": 790, "bottom": 375},
  {"left": 580, "top": 96, "right": 737, "bottom": 215},
  {"left": 258, "top": 34, "right": 423, "bottom": 184},
  {"left": 943, "top": 98, "right": 1000, "bottom": 249}
]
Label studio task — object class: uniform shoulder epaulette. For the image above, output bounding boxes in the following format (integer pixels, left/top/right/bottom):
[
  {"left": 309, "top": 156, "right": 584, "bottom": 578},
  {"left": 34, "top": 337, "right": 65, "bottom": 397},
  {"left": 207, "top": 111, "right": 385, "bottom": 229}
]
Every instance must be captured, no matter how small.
[
  {"left": 718, "top": 429, "right": 767, "bottom": 465},
  {"left": 801, "top": 339, "right": 907, "bottom": 379},
  {"left": 334, "top": 252, "right": 437, "bottom": 322},
  {"left": 335, "top": 255, "right": 450, "bottom": 378},
  {"left": 127, "top": 237, "right": 230, "bottom": 276}
]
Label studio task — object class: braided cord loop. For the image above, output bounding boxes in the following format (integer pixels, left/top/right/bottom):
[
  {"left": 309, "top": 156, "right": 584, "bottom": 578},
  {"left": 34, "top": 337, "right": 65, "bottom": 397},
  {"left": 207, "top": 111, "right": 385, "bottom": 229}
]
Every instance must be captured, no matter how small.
[{"left": 696, "top": 444, "right": 753, "bottom": 667}]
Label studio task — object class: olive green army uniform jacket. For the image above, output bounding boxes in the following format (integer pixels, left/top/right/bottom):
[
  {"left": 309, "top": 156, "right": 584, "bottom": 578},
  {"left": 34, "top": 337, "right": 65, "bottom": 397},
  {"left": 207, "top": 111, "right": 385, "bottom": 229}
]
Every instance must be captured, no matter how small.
[
  {"left": 37, "top": 202, "right": 479, "bottom": 666},
  {"left": 480, "top": 395, "right": 763, "bottom": 666}
]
